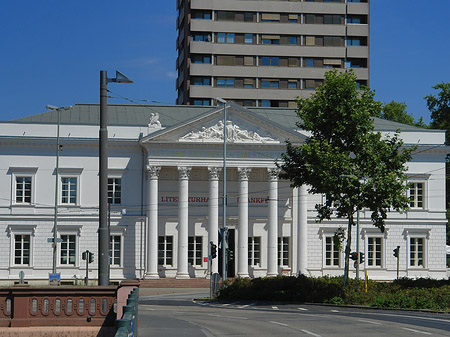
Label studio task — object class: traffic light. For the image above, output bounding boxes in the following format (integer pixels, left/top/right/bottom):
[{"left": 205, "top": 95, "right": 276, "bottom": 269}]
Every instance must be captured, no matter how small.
[
  {"left": 226, "top": 248, "right": 234, "bottom": 261},
  {"left": 350, "top": 252, "right": 358, "bottom": 261},
  {"left": 393, "top": 246, "right": 400, "bottom": 258},
  {"left": 359, "top": 252, "right": 365, "bottom": 264},
  {"left": 89, "top": 251, "right": 94, "bottom": 263},
  {"left": 82, "top": 251, "right": 87, "bottom": 260},
  {"left": 210, "top": 242, "right": 217, "bottom": 259}
]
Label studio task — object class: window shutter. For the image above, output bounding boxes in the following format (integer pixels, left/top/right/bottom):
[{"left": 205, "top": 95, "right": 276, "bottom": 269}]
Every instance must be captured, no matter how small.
[{"left": 261, "top": 13, "right": 280, "bottom": 21}]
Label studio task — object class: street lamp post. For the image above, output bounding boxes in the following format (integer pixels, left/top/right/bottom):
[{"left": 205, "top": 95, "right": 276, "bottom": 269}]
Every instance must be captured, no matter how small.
[
  {"left": 216, "top": 97, "right": 227, "bottom": 281},
  {"left": 46, "top": 105, "right": 73, "bottom": 275},
  {"left": 99, "top": 70, "right": 133, "bottom": 286}
]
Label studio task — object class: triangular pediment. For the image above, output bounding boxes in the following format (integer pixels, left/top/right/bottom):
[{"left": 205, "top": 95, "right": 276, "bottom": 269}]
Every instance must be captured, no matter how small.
[{"left": 140, "top": 103, "right": 306, "bottom": 146}]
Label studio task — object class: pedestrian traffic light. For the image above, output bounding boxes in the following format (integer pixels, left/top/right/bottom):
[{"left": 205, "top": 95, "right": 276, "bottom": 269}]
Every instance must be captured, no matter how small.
[
  {"left": 393, "top": 246, "right": 400, "bottom": 258},
  {"left": 350, "top": 252, "right": 358, "bottom": 261},
  {"left": 211, "top": 242, "right": 217, "bottom": 259},
  {"left": 359, "top": 252, "right": 365, "bottom": 264},
  {"left": 89, "top": 251, "right": 94, "bottom": 263}
]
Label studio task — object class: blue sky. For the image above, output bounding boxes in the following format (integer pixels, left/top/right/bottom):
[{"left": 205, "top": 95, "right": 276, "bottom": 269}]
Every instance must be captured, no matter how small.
[{"left": 1, "top": 0, "right": 449, "bottom": 124}]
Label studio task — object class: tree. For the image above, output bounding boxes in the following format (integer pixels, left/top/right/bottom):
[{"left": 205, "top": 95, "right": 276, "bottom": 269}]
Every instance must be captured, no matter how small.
[
  {"left": 381, "top": 101, "right": 427, "bottom": 128},
  {"left": 425, "top": 82, "right": 450, "bottom": 244},
  {"left": 279, "top": 70, "right": 414, "bottom": 285},
  {"left": 425, "top": 82, "right": 450, "bottom": 145}
]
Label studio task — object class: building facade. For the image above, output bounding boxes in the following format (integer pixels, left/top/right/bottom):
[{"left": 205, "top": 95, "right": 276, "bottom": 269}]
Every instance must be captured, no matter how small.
[
  {"left": 0, "top": 103, "right": 447, "bottom": 285},
  {"left": 176, "top": 0, "right": 370, "bottom": 107}
]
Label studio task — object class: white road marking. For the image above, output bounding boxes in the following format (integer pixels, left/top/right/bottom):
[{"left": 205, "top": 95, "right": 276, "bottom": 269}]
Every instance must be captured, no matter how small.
[
  {"left": 270, "top": 321, "right": 289, "bottom": 327},
  {"left": 301, "top": 329, "right": 322, "bottom": 337},
  {"left": 272, "top": 306, "right": 279, "bottom": 310},
  {"left": 239, "top": 304, "right": 250, "bottom": 308},
  {"left": 357, "top": 319, "right": 381, "bottom": 325},
  {"left": 221, "top": 303, "right": 230, "bottom": 307},
  {"left": 402, "top": 327, "right": 432, "bottom": 335},
  {"left": 298, "top": 307, "right": 308, "bottom": 311},
  {"left": 207, "top": 313, "right": 248, "bottom": 320},
  {"left": 330, "top": 310, "right": 339, "bottom": 312}
]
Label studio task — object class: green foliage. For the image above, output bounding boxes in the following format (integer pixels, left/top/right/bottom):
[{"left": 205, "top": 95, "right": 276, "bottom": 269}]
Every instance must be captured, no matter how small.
[
  {"left": 425, "top": 82, "right": 450, "bottom": 145},
  {"left": 219, "top": 276, "right": 450, "bottom": 311},
  {"left": 381, "top": 100, "right": 427, "bottom": 128},
  {"left": 279, "top": 70, "right": 415, "bottom": 283}
]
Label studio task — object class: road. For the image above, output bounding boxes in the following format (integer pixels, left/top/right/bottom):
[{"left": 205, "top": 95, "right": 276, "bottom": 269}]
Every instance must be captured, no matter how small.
[{"left": 138, "top": 290, "right": 450, "bottom": 336}]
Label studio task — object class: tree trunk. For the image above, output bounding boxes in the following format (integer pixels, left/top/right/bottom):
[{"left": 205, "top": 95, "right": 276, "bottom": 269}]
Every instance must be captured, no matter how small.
[{"left": 343, "top": 215, "right": 353, "bottom": 286}]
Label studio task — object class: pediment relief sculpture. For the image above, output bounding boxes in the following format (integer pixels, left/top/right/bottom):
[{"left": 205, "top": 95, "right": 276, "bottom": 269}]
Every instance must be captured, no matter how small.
[{"left": 179, "top": 121, "right": 278, "bottom": 143}]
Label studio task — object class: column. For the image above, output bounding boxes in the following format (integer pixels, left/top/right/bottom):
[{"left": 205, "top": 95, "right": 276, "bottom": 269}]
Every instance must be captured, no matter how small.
[
  {"left": 176, "top": 166, "right": 191, "bottom": 279},
  {"left": 297, "top": 184, "right": 308, "bottom": 275},
  {"left": 208, "top": 167, "right": 221, "bottom": 275},
  {"left": 237, "top": 167, "right": 251, "bottom": 278},
  {"left": 267, "top": 168, "right": 280, "bottom": 277},
  {"left": 145, "top": 165, "right": 160, "bottom": 279}
]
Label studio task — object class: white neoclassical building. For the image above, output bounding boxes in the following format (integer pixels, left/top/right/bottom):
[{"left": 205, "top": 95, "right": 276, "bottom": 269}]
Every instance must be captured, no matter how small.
[{"left": 0, "top": 103, "right": 448, "bottom": 284}]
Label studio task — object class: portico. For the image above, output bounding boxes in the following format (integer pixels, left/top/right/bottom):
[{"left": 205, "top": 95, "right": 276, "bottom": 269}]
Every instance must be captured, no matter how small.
[{"left": 141, "top": 103, "right": 308, "bottom": 279}]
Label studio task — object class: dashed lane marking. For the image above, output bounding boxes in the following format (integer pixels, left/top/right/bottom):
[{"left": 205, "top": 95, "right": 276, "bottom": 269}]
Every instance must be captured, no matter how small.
[
  {"left": 270, "top": 321, "right": 289, "bottom": 327},
  {"left": 402, "top": 327, "right": 432, "bottom": 335},
  {"left": 298, "top": 307, "right": 308, "bottom": 311},
  {"left": 272, "top": 306, "right": 279, "bottom": 310},
  {"left": 357, "top": 319, "right": 382, "bottom": 325},
  {"left": 301, "top": 329, "right": 322, "bottom": 337},
  {"left": 331, "top": 310, "right": 339, "bottom": 313}
]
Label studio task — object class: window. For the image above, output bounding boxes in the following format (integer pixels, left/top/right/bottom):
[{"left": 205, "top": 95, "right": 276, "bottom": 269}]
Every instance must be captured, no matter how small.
[
  {"left": 367, "top": 237, "right": 382, "bottom": 267},
  {"left": 261, "top": 56, "right": 279, "bottom": 66},
  {"left": 244, "top": 33, "right": 253, "bottom": 44},
  {"left": 109, "top": 235, "right": 121, "bottom": 266},
  {"left": 188, "top": 236, "right": 203, "bottom": 266},
  {"left": 217, "top": 11, "right": 235, "bottom": 21},
  {"left": 244, "top": 12, "right": 254, "bottom": 22},
  {"left": 289, "top": 36, "right": 297, "bottom": 45},
  {"left": 243, "top": 78, "right": 255, "bottom": 88},
  {"left": 192, "top": 55, "right": 211, "bottom": 64},
  {"left": 14, "top": 234, "right": 30, "bottom": 266},
  {"left": 193, "top": 99, "right": 210, "bottom": 106},
  {"left": 61, "top": 177, "right": 77, "bottom": 204},
  {"left": 16, "top": 177, "right": 32, "bottom": 204},
  {"left": 260, "top": 100, "right": 270, "bottom": 108},
  {"left": 216, "top": 78, "right": 235, "bottom": 87},
  {"left": 325, "top": 236, "right": 340, "bottom": 267},
  {"left": 248, "top": 237, "right": 261, "bottom": 266},
  {"left": 288, "top": 81, "right": 298, "bottom": 89},
  {"left": 409, "top": 238, "right": 424, "bottom": 267},
  {"left": 158, "top": 236, "right": 173, "bottom": 266},
  {"left": 347, "top": 15, "right": 367, "bottom": 24},
  {"left": 191, "top": 10, "right": 211, "bottom": 20},
  {"left": 278, "top": 237, "right": 289, "bottom": 266},
  {"left": 10, "top": 167, "right": 37, "bottom": 206},
  {"left": 304, "top": 58, "right": 314, "bottom": 67},
  {"left": 108, "top": 178, "right": 121, "bottom": 204},
  {"left": 261, "top": 35, "right": 280, "bottom": 45},
  {"left": 60, "top": 235, "right": 76, "bottom": 265},
  {"left": 409, "top": 182, "right": 424, "bottom": 208},
  {"left": 192, "top": 77, "right": 211, "bottom": 86},
  {"left": 261, "top": 13, "right": 280, "bottom": 22},
  {"left": 192, "top": 33, "right": 211, "bottom": 42},
  {"left": 217, "top": 32, "right": 235, "bottom": 43},
  {"left": 324, "top": 15, "right": 343, "bottom": 25},
  {"left": 261, "top": 79, "right": 279, "bottom": 88},
  {"left": 304, "top": 79, "right": 323, "bottom": 90}
]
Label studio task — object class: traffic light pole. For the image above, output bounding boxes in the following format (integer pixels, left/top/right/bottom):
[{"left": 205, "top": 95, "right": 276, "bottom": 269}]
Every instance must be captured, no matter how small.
[
  {"left": 85, "top": 251, "right": 89, "bottom": 286},
  {"left": 356, "top": 208, "right": 360, "bottom": 279}
]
